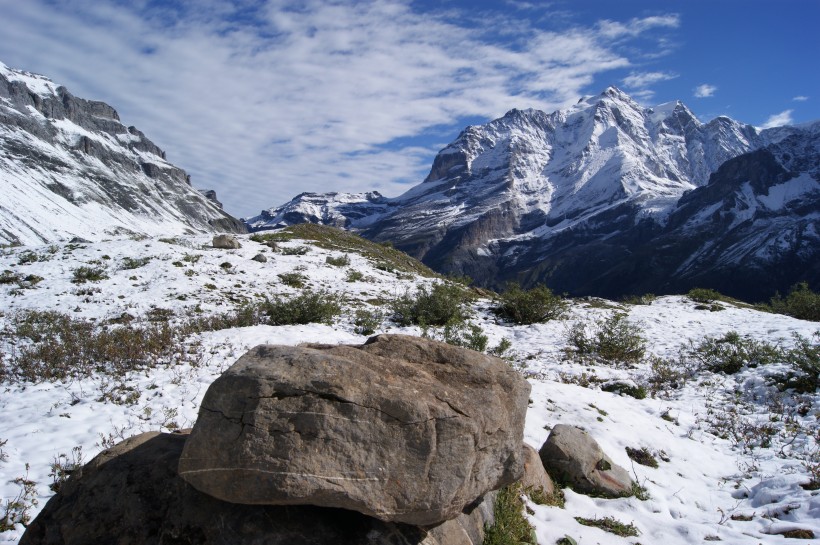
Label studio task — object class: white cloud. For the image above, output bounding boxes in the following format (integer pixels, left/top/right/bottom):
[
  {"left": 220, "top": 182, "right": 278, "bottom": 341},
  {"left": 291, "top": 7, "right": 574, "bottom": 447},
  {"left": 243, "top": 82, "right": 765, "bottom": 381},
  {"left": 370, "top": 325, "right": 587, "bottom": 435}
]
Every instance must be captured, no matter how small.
[
  {"left": 693, "top": 84, "right": 717, "bottom": 98},
  {"left": 622, "top": 71, "right": 677, "bottom": 89},
  {"left": 761, "top": 109, "right": 794, "bottom": 129},
  {"left": 793, "top": 95, "right": 809, "bottom": 102},
  {"left": 597, "top": 15, "right": 680, "bottom": 39},
  {"left": 0, "top": 1, "right": 681, "bottom": 217}
]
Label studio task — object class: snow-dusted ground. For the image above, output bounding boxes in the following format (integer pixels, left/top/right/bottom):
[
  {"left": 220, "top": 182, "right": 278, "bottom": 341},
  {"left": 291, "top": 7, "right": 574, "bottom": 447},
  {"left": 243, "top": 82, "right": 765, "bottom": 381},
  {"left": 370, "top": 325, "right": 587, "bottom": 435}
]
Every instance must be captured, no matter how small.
[{"left": 0, "top": 233, "right": 818, "bottom": 544}]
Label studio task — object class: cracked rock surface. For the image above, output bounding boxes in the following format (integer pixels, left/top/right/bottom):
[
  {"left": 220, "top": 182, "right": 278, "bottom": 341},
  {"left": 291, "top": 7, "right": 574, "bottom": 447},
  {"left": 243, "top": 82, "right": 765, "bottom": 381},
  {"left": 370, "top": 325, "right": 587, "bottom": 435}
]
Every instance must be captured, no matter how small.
[
  {"left": 177, "top": 334, "right": 530, "bottom": 526},
  {"left": 22, "top": 431, "right": 496, "bottom": 545}
]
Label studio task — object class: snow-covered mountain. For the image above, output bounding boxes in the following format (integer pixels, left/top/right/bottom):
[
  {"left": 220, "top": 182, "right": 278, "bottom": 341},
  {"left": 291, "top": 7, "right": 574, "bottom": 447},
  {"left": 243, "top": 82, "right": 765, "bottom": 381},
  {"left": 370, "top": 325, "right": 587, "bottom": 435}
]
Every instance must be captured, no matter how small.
[
  {"left": 249, "top": 88, "right": 819, "bottom": 301},
  {"left": 0, "top": 61, "right": 245, "bottom": 246}
]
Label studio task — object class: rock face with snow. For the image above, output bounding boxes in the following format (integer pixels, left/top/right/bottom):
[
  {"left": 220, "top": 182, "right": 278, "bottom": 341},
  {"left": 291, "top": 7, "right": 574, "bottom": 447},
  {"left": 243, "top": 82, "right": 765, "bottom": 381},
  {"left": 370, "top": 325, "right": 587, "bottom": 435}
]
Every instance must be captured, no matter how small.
[
  {"left": 0, "top": 61, "right": 245, "bottom": 246},
  {"left": 21, "top": 431, "right": 496, "bottom": 545},
  {"left": 538, "top": 424, "right": 634, "bottom": 498},
  {"left": 250, "top": 191, "right": 392, "bottom": 229},
  {"left": 178, "top": 335, "right": 530, "bottom": 526},
  {"left": 249, "top": 88, "right": 819, "bottom": 301}
]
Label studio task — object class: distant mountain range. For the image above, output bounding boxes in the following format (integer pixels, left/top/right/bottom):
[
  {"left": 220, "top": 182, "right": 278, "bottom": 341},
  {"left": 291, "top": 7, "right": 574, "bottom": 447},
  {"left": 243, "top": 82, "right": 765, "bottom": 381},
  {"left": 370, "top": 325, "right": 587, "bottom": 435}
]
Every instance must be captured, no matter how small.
[
  {"left": 1, "top": 61, "right": 816, "bottom": 302},
  {"left": 0, "top": 61, "right": 244, "bottom": 246},
  {"left": 249, "top": 88, "right": 819, "bottom": 302}
]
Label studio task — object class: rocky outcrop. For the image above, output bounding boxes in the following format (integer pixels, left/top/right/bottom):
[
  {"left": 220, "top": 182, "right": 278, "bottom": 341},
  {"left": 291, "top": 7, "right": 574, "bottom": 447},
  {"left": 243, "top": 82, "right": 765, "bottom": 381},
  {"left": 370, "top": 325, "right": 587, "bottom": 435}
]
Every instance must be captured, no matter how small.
[
  {"left": 20, "top": 431, "right": 496, "bottom": 545},
  {"left": 0, "top": 61, "right": 245, "bottom": 245},
  {"left": 178, "top": 335, "right": 531, "bottom": 526},
  {"left": 538, "top": 424, "right": 633, "bottom": 498}
]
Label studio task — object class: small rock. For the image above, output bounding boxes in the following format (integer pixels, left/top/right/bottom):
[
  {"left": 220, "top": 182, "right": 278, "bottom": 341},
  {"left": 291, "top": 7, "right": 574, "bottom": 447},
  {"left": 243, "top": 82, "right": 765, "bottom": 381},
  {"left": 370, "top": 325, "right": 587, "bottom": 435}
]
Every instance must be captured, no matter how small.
[
  {"left": 178, "top": 334, "right": 530, "bottom": 526},
  {"left": 212, "top": 234, "right": 241, "bottom": 249},
  {"left": 538, "top": 424, "right": 633, "bottom": 498},
  {"left": 521, "top": 443, "right": 554, "bottom": 497},
  {"left": 251, "top": 253, "right": 267, "bottom": 263}
]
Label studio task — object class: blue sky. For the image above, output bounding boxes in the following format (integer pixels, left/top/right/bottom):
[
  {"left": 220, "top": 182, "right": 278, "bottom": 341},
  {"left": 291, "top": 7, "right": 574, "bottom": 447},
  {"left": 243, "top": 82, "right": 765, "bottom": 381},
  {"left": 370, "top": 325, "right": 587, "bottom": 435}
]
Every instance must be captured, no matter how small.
[{"left": 0, "top": 0, "right": 817, "bottom": 218}]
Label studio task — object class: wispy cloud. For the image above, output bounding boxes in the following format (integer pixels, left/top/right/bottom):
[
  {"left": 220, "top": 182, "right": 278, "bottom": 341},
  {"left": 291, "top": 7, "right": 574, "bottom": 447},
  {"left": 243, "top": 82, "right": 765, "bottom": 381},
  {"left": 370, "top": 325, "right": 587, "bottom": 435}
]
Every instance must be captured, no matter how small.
[
  {"left": 761, "top": 109, "right": 794, "bottom": 129},
  {"left": 597, "top": 15, "right": 680, "bottom": 39},
  {"left": 0, "top": 1, "right": 680, "bottom": 217},
  {"left": 793, "top": 95, "right": 809, "bottom": 102},
  {"left": 621, "top": 71, "right": 677, "bottom": 100},
  {"left": 693, "top": 84, "right": 717, "bottom": 98}
]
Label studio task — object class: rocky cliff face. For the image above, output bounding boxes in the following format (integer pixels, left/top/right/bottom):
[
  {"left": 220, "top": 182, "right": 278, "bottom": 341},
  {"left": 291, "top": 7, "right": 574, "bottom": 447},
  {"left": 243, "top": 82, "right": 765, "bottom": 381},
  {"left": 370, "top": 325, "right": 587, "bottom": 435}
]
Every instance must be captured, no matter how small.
[
  {"left": 0, "top": 61, "right": 245, "bottom": 246},
  {"left": 249, "top": 88, "right": 818, "bottom": 301}
]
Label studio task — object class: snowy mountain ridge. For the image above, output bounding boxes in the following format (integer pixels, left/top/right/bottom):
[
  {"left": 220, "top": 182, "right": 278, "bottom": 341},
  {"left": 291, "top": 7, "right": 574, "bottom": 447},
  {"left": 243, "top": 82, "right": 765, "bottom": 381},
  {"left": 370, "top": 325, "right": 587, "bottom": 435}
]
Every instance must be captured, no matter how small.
[
  {"left": 0, "top": 61, "right": 245, "bottom": 246},
  {"left": 249, "top": 87, "right": 819, "bottom": 301}
]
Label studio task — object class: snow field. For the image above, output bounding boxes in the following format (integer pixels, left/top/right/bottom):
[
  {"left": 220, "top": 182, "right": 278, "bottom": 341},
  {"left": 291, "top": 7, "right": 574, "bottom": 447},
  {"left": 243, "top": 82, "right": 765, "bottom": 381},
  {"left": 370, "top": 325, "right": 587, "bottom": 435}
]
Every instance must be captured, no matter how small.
[{"left": 0, "top": 233, "right": 818, "bottom": 544}]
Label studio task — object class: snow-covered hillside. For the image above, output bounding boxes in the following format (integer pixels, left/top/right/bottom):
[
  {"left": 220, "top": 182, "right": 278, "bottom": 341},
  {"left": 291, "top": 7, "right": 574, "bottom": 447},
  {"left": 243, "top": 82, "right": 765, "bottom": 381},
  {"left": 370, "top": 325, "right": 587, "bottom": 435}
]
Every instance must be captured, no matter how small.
[
  {"left": 1, "top": 229, "right": 818, "bottom": 544},
  {"left": 0, "top": 61, "right": 244, "bottom": 246}
]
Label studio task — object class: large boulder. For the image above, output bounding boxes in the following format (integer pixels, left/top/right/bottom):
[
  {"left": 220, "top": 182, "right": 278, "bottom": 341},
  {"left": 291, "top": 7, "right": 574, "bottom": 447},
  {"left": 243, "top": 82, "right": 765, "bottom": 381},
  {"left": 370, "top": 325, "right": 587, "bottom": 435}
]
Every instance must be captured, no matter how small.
[
  {"left": 21, "top": 431, "right": 495, "bottom": 545},
  {"left": 538, "top": 424, "right": 634, "bottom": 498},
  {"left": 212, "top": 233, "right": 241, "bottom": 249},
  {"left": 178, "top": 334, "right": 530, "bottom": 526}
]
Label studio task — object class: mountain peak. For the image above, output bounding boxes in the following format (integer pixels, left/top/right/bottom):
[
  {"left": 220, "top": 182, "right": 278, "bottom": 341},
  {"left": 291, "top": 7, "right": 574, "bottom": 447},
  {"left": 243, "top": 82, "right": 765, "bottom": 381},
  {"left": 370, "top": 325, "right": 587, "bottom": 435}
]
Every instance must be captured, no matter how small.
[{"left": 0, "top": 60, "right": 245, "bottom": 244}]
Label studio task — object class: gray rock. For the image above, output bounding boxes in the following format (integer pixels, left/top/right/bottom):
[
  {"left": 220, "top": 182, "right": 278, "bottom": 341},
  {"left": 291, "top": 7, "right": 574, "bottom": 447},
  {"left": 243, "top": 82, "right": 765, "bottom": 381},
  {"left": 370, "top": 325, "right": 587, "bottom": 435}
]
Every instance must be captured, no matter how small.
[
  {"left": 521, "top": 443, "right": 554, "bottom": 497},
  {"left": 21, "top": 431, "right": 493, "bottom": 545},
  {"left": 0, "top": 65, "right": 246, "bottom": 246},
  {"left": 251, "top": 253, "right": 268, "bottom": 263},
  {"left": 538, "top": 424, "right": 633, "bottom": 498},
  {"left": 213, "top": 234, "right": 241, "bottom": 249},
  {"left": 178, "top": 334, "right": 530, "bottom": 526},
  {"left": 425, "top": 492, "right": 496, "bottom": 545}
]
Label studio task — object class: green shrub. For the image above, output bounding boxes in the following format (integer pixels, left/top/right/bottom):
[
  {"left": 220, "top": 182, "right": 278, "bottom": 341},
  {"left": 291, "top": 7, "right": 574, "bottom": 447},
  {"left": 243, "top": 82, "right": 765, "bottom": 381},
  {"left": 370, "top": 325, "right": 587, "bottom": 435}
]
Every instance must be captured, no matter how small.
[
  {"left": 482, "top": 482, "right": 537, "bottom": 545},
  {"left": 259, "top": 290, "right": 342, "bottom": 326},
  {"left": 642, "top": 354, "right": 692, "bottom": 397},
  {"left": 278, "top": 272, "right": 307, "bottom": 288},
  {"left": 49, "top": 446, "right": 84, "bottom": 493},
  {"left": 622, "top": 293, "right": 656, "bottom": 305},
  {"left": 574, "top": 516, "right": 639, "bottom": 537},
  {"left": 0, "top": 464, "right": 38, "bottom": 531},
  {"left": 345, "top": 269, "right": 364, "bottom": 282},
  {"left": 390, "top": 282, "right": 471, "bottom": 327},
  {"left": 769, "top": 282, "right": 820, "bottom": 321},
  {"left": 2, "top": 310, "right": 185, "bottom": 382},
  {"left": 495, "top": 283, "right": 567, "bottom": 324},
  {"left": 17, "top": 251, "right": 49, "bottom": 265},
  {"left": 489, "top": 338, "right": 513, "bottom": 358},
  {"left": 783, "top": 332, "right": 820, "bottom": 391},
  {"left": 281, "top": 245, "right": 309, "bottom": 256},
  {"left": 71, "top": 266, "right": 108, "bottom": 284},
  {"left": 19, "top": 274, "right": 43, "bottom": 288},
  {"left": 121, "top": 256, "right": 151, "bottom": 270},
  {"left": 566, "top": 313, "right": 646, "bottom": 365},
  {"left": 625, "top": 447, "right": 659, "bottom": 468},
  {"left": 0, "top": 270, "right": 20, "bottom": 285},
  {"left": 326, "top": 254, "right": 351, "bottom": 267},
  {"left": 425, "top": 320, "right": 488, "bottom": 352},
  {"left": 687, "top": 288, "right": 724, "bottom": 304},
  {"left": 526, "top": 485, "right": 565, "bottom": 508},
  {"left": 685, "top": 331, "right": 782, "bottom": 374},
  {"left": 601, "top": 381, "right": 647, "bottom": 399},
  {"left": 353, "top": 308, "right": 383, "bottom": 335}
]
